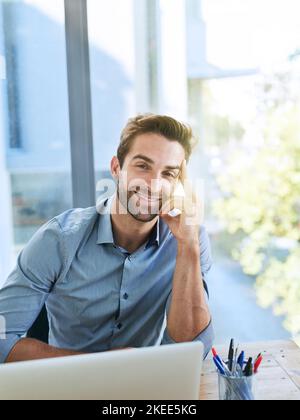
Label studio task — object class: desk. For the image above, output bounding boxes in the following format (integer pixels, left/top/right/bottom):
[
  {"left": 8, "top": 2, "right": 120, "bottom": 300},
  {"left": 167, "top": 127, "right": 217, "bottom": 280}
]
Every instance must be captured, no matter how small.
[{"left": 200, "top": 340, "right": 300, "bottom": 400}]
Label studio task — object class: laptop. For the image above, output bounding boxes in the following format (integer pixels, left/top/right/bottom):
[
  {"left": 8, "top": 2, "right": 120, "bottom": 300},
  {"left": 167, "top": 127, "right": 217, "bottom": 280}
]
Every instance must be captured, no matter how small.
[{"left": 0, "top": 342, "right": 203, "bottom": 400}]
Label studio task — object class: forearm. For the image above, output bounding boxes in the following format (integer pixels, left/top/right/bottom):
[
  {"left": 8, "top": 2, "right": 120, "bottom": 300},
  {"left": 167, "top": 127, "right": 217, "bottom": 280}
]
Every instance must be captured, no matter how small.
[
  {"left": 167, "top": 242, "right": 211, "bottom": 342},
  {"left": 5, "top": 338, "right": 134, "bottom": 363},
  {"left": 5, "top": 338, "right": 83, "bottom": 363}
]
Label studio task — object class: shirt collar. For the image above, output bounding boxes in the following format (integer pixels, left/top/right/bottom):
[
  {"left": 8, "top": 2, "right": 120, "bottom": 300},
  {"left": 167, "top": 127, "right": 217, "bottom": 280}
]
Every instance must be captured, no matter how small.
[
  {"left": 96, "top": 194, "right": 161, "bottom": 248},
  {"left": 96, "top": 196, "right": 115, "bottom": 245},
  {"left": 145, "top": 218, "right": 160, "bottom": 248}
]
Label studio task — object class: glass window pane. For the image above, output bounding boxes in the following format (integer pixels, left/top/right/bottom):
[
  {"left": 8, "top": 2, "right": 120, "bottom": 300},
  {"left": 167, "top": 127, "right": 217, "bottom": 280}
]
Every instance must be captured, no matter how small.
[
  {"left": 0, "top": 0, "right": 72, "bottom": 284},
  {"left": 192, "top": 0, "right": 299, "bottom": 344},
  {"left": 88, "top": 0, "right": 137, "bottom": 185}
]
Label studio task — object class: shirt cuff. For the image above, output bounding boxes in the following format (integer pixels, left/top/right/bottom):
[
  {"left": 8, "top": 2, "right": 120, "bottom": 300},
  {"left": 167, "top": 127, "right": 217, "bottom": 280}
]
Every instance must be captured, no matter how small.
[
  {"left": 161, "top": 320, "right": 214, "bottom": 360},
  {"left": 0, "top": 335, "right": 23, "bottom": 364}
]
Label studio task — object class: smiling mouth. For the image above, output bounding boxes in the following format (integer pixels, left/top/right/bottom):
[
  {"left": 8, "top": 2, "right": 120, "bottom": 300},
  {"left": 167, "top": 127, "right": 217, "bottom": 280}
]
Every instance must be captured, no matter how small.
[{"left": 134, "top": 191, "right": 161, "bottom": 204}]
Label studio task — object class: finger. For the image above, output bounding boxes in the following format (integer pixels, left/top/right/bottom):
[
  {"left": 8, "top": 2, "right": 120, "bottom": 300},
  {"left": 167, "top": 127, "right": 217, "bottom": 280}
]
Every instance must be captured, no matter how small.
[
  {"left": 161, "top": 194, "right": 184, "bottom": 210},
  {"left": 160, "top": 196, "right": 184, "bottom": 216},
  {"left": 189, "top": 189, "right": 201, "bottom": 207},
  {"left": 160, "top": 213, "right": 176, "bottom": 223},
  {"left": 160, "top": 201, "right": 181, "bottom": 217},
  {"left": 184, "top": 199, "right": 196, "bottom": 217},
  {"left": 179, "top": 159, "right": 187, "bottom": 184},
  {"left": 180, "top": 160, "right": 195, "bottom": 201}
]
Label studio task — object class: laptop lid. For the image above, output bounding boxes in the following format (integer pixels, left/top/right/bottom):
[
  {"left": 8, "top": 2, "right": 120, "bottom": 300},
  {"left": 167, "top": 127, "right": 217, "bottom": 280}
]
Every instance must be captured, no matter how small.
[{"left": 0, "top": 342, "right": 203, "bottom": 400}]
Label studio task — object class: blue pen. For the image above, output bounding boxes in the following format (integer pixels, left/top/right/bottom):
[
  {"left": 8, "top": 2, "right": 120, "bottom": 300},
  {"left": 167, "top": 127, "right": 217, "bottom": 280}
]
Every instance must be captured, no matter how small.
[
  {"left": 216, "top": 356, "right": 232, "bottom": 376},
  {"left": 212, "top": 348, "right": 231, "bottom": 375},
  {"left": 213, "top": 357, "right": 226, "bottom": 376},
  {"left": 237, "top": 351, "right": 245, "bottom": 370},
  {"left": 215, "top": 354, "right": 224, "bottom": 367}
]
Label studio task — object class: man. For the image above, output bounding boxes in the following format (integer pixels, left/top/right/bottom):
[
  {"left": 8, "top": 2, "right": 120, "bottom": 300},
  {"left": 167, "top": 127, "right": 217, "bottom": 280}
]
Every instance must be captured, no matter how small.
[{"left": 0, "top": 114, "right": 214, "bottom": 363}]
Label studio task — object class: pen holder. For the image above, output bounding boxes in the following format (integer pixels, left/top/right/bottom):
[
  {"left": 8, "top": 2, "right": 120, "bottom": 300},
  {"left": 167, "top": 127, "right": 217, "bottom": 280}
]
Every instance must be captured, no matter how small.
[{"left": 218, "top": 372, "right": 257, "bottom": 401}]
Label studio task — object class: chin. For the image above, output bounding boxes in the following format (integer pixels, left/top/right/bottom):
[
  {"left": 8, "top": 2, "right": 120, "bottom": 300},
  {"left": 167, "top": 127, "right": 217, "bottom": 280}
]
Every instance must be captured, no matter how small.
[{"left": 129, "top": 212, "right": 158, "bottom": 223}]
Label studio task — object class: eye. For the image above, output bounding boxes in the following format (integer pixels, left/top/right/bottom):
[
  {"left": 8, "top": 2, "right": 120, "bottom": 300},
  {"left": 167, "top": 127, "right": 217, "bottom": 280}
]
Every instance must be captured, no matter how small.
[
  {"left": 137, "top": 163, "right": 149, "bottom": 170},
  {"left": 164, "top": 172, "right": 176, "bottom": 179}
]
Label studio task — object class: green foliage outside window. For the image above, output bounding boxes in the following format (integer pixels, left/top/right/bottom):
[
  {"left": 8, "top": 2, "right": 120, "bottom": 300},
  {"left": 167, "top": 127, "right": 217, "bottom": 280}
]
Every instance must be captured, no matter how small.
[{"left": 213, "top": 63, "right": 300, "bottom": 344}]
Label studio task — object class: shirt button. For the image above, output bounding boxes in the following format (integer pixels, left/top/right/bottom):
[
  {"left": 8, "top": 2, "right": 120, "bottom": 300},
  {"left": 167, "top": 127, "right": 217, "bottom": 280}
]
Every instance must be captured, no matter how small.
[
  {"left": 117, "top": 323, "right": 123, "bottom": 330},
  {"left": 123, "top": 293, "right": 129, "bottom": 300}
]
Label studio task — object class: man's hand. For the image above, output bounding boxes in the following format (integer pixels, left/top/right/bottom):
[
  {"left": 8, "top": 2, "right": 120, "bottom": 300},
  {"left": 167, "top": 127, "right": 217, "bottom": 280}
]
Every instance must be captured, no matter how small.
[
  {"left": 160, "top": 160, "right": 202, "bottom": 247},
  {"left": 159, "top": 160, "right": 211, "bottom": 343}
]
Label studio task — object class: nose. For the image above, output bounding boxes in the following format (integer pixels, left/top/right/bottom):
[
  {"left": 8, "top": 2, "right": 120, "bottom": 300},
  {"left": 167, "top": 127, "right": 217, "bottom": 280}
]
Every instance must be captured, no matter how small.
[
  {"left": 135, "top": 177, "right": 162, "bottom": 199},
  {"left": 150, "top": 178, "right": 163, "bottom": 195}
]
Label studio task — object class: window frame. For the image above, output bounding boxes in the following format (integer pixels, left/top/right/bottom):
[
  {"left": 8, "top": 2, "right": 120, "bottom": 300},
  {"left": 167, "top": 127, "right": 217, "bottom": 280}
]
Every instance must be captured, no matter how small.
[{"left": 64, "top": 0, "right": 95, "bottom": 208}]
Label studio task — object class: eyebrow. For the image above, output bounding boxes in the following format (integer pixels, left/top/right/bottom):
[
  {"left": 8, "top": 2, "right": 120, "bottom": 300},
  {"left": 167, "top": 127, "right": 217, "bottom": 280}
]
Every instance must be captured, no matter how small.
[{"left": 132, "top": 154, "right": 181, "bottom": 171}]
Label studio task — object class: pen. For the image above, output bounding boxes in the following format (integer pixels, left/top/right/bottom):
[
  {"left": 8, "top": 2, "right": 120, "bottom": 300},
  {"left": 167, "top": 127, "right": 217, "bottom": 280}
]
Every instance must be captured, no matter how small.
[
  {"left": 255, "top": 353, "right": 262, "bottom": 364},
  {"left": 232, "top": 345, "right": 239, "bottom": 376},
  {"left": 213, "top": 357, "right": 226, "bottom": 376},
  {"left": 237, "top": 351, "right": 245, "bottom": 370},
  {"left": 244, "top": 358, "right": 253, "bottom": 377},
  {"left": 228, "top": 339, "right": 235, "bottom": 372},
  {"left": 212, "top": 348, "right": 231, "bottom": 375},
  {"left": 254, "top": 355, "right": 263, "bottom": 374}
]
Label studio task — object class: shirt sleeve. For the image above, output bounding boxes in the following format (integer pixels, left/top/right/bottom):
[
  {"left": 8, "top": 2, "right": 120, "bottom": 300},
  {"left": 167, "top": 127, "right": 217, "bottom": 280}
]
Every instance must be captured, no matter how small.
[
  {"left": 160, "top": 226, "right": 214, "bottom": 359},
  {"left": 0, "top": 219, "right": 64, "bottom": 363}
]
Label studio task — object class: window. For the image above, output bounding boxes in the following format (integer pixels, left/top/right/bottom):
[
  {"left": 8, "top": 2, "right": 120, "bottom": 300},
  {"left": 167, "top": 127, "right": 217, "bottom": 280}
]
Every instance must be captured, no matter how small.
[
  {"left": 87, "top": 0, "right": 137, "bottom": 192},
  {"left": 0, "top": 0, "right": 72, "bottom": 283},
  {"left": 2, "top": 2, "right": 22, "bottom": 149},
  {"left": 193, "top": 0, "right": 300, "bottom": 344}
]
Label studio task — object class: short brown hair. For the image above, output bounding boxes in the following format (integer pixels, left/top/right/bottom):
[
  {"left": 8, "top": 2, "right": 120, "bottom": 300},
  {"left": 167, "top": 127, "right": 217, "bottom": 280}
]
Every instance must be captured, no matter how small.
[{"left": 117, "top": 113, "right": 197, "bottom": 168}]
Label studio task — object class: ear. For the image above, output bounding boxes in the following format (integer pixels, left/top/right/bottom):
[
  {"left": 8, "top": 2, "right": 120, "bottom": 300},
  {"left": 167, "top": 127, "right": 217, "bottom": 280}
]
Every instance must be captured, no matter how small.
[{"left": 111, "top": 156, "right": 121, "bottom": 181}]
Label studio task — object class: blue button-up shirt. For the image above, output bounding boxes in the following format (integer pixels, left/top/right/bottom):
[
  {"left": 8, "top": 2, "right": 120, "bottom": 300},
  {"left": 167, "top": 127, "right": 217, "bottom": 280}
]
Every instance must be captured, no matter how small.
[{"left": 0, "top": 195, "right": 214, "bottom": 363}]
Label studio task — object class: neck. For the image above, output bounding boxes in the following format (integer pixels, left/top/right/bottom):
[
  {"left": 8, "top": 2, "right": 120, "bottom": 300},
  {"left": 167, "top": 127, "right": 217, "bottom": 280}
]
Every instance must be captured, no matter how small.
[{"left": 110, "top": 194, "right": 158, "bottom": 254}]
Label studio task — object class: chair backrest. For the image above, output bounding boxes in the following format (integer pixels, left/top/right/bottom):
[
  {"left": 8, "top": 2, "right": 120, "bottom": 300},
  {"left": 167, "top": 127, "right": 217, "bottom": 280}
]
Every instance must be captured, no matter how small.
[{"left": 27, "top": 305, "right": 49, "bottom": 344}]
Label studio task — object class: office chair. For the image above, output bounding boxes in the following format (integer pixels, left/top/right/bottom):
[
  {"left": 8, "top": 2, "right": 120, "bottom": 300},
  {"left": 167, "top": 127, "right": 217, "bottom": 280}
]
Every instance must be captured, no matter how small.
[{"left": 27, "top": 305, "right": 49, "bottom": 344}]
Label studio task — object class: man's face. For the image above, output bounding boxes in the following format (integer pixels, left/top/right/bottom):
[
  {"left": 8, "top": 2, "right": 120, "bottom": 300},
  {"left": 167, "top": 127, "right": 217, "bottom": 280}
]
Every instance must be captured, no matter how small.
[{"left": 114, "top": 133, "right": 186, "bottom": 223}]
